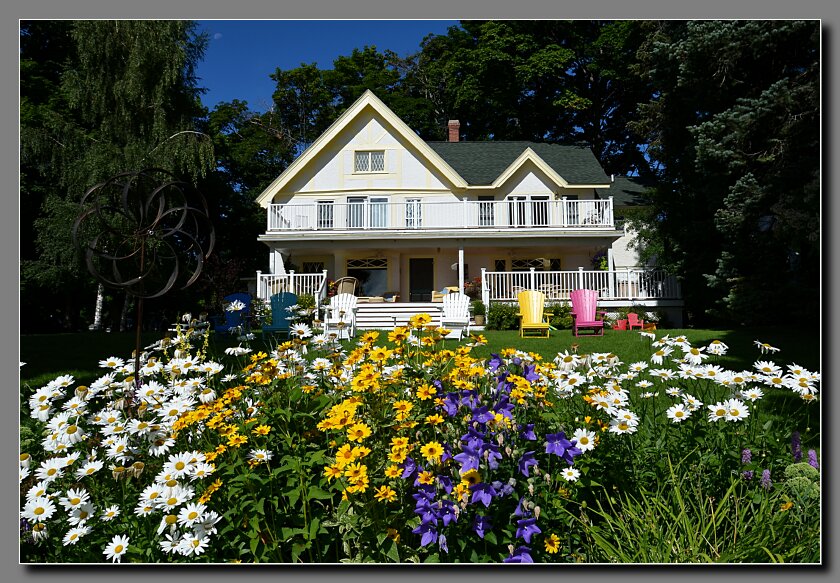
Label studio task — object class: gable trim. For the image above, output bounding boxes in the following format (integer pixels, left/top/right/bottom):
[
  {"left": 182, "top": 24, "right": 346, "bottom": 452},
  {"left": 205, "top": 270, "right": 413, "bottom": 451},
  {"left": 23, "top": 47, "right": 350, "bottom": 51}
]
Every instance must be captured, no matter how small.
[
  {"left": 490, "top": 147, "right": 611, "bottom": 190},
  {"left": 255, "top": 91, "right": 468, "bottom": 207}
]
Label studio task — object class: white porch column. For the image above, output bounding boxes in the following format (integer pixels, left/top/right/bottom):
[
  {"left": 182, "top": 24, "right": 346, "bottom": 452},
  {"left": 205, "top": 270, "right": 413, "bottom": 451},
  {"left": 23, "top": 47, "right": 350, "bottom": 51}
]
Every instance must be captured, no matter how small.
[
  {"left": 481, "top": 268, "right": 490, "bottom": 307},
  {"left": 458, "top": 247, "right": 465, "bottom": 292},
  {"left": 607, "top": 249, "right": 615, "bottom": 298},
  {"left": 578, "top": 266, "right": 585, "bottom": 290}
]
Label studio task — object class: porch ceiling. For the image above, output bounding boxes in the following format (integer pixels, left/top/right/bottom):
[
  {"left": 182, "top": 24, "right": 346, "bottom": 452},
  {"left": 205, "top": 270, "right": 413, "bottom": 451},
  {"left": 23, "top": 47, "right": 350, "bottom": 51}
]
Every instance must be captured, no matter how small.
[{"left": 258, "top": 229, "right": 624, "bottom": 250}]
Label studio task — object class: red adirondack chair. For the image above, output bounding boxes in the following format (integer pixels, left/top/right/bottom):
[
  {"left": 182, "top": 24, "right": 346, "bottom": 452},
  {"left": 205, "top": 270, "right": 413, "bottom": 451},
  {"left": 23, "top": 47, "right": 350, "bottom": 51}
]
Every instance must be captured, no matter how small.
[
  {"left": 627, "top": 312, "right": 644, "bottom": 330},
  {"left": 570, "top": 289, "right": 606, "bottom": 337}
]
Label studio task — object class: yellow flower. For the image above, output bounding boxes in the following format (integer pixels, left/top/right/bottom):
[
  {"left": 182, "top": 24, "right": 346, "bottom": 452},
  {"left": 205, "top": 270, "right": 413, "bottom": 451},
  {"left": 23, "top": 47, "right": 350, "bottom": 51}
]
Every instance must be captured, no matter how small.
[
  {"left": 544, "top": 533, "right": 561, "bottom": 554},
  {"left": 460, "top": 469, "right": 481, "bottom": 487},
  {"left": 334, "top": 444, "right": 356, "bottom": 468},
  {"left": 373, "top": 485, "right": 397, "bottom": 503},
  {"left": 324, "top": 465, "right": 343, "bottom": 482},
  {"left": 390, "top": 436, "right": 410, "bottom": 449},
  {"left": 416, "top": 383, "right": 437, "bottom": 401},
  {"left": 780, "top": 501, "right": 794, "bottom": 512},
  {"left": 369, "top": 346, "right": 393, "bottom": 363},
  {"left": 418, "top": 470, "right": 435, "bottom": 485},
  {"left": 425, "top": 414, "right": 444, "bottom": 426},
  {"left": 385, "top": 464, "right": 402, "bottom": 478},
  {"left": 351, "top": 445, "right": 371, "bottom": 459},
  {"left": 388, "top": 327, "right": 410, "bottom": 343},
  {"left": 388, "top": 447, "right": 408, "bottom": 464},
  {"left": 386, "top": 528, "right": 401, "bottom": 543},
  {"left": 252, "top": 424, "right": 271, "bottom": 436},
  {"left": 227, "top": 434, "right": 248, "bottom": 448},
  {"left": 409, "top": 313, "right": 433, "bottom": 328},
  {"left": 346, "top": 423, "right": 372, "bottom": 443},
  {"left": 393, "top": 400, "right": 413, "bottom": 415},
  {"left": 420, "top": 441, "right": 444, "bottom": 464},
  {"left": 344, "top": 462, "right": 368, "bottom": 483}
]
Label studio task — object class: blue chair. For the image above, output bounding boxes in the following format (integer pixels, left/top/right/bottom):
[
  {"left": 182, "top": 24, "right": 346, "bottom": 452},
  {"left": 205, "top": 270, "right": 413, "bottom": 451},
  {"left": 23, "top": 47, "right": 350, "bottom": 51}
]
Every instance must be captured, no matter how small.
[
  {"left": 262, "top": 292, "right": 298, "bottom": 338},
  {"left": 213, "top": 292, "right": 252, "bottom": 334}
]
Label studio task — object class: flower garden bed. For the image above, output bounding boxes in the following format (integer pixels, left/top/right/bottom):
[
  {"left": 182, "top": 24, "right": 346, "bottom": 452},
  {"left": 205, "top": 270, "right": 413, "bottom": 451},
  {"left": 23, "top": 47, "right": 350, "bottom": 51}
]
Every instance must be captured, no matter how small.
[{"left": 20, "top": 313, "right": 821, "bottom": 563}]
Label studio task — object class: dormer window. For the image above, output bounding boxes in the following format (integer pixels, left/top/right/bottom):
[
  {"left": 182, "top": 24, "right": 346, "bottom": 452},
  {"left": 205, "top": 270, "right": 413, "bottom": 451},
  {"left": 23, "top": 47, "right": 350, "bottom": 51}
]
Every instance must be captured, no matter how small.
[{"left": 354, "top": 150, "right": 385, "bottom": 173}]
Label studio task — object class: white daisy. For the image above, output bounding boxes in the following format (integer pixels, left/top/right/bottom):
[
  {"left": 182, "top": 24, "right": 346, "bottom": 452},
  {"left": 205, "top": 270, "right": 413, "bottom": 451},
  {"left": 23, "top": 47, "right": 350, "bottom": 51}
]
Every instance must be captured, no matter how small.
[
  {"left": 706, "top": 340, "right": 728, "bottom": 356},
  {"left": 21, "top": 496, "right": 57, "bottom": 523},
  {"left": 103, "top": 534, "right": 130, "bottom": 563},
  {"left": 248, "top": 449, "right": 273, "bottom": 464},
  {"left": 561, "top": 467, "right": 581, "bottom": 482},
  {"left": 75, "top": 459, "right": 104, "bottom": 480},
  {"left": 101, "top": 504, "right": 121, "bottom": 521},
  {"left": 572, "top": 428, "right": 597, "bottom": 452},
  {"left": 707, "top": 402, "right": 729, "bottom": 422},
  {"left": 177, "top": 502, "right": 207, "bottom": 528},
  {"left": 665, "top": 403, "right": 691, "bottom": 423},
  {"left": 66, "top": 502, "right": 96, "bottom": 526},
  {"left": 177, "top": 533, "right": 210, "bottom": 556},
  {"left": 59, "top": 488, "right": 91, "bottom": 512},
  {"left": 62, "top": 525, "right": 91, "bottom": 546},
  {"left": 724, "top": 398, "right": 749, "bottom": 422},
  {"left": 608, "top": 418, "right": 637, "bottom": 434},
  {"left": 754, "top": 340, "right": 780, "bottom": 354},
  {"left": 99, "top": 356, "right": 125, "bottom": 369}
]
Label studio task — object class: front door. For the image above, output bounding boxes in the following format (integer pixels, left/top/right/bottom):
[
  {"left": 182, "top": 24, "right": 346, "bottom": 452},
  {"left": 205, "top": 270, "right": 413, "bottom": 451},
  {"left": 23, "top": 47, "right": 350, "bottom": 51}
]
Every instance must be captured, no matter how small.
[{"left": 409, "top": 258, "right": 434, "bottom": 302}]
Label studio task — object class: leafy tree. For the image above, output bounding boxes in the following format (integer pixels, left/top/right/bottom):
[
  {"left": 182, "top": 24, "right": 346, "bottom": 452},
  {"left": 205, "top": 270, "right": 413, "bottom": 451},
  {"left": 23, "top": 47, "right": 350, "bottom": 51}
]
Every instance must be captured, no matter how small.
[
  {"left": 20, "top": 20, "right": 214, "bottom": 331},
  {"left": 630, "top": 20, "right": 819, "bottom": 325}
]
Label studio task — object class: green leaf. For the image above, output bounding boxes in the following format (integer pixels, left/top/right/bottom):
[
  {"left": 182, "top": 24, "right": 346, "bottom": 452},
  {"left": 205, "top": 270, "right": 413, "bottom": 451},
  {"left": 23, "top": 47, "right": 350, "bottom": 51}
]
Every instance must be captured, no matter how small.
[
  {"left": 284, "top": 487, "right": 301, "bottom": 508},
  {"left": 308, "top": 517, "right": 321, "bottom": 541},
  {"left": 307, "top": 486, "right": 332, "bottom": 500},
  {"left": 484, "top": 531, "right": 498, "bottom": 545},
  {"left": 383, "top": 539, "right": 400, "bottom": 562},
  {"left": 424, "top": 553, "right": 440, "bottom": 563}
]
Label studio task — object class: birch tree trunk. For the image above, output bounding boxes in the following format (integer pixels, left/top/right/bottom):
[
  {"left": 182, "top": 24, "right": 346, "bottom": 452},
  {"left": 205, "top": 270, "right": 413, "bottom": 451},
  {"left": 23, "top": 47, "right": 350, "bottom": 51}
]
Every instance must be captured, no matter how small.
[{"left": 91, "top": 283, "right": 105, "bottom": 330}]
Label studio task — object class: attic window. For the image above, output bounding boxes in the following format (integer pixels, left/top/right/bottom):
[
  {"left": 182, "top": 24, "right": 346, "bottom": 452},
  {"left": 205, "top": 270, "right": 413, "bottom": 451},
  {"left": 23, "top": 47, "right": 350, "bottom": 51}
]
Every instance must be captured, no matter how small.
[{"left": 354, "top": 150, "right": 385, "bottom": 173}]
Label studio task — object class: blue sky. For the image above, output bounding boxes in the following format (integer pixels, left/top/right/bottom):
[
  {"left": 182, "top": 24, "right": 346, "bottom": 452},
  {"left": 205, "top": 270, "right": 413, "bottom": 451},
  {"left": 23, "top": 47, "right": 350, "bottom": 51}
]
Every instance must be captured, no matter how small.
[{"left": 195, "top": 20, "right": 459, "bottom": 112}]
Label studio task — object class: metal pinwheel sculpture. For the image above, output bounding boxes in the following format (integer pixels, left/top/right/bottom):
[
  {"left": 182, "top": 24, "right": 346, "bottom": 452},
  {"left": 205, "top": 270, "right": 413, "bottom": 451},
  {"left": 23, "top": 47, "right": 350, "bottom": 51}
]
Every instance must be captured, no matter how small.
[
  {"left": 73, "top": 168, "right": 215, "bottom": 299},
  {"left": 73, "top": 168, "right": 215, "bottom": 394}
]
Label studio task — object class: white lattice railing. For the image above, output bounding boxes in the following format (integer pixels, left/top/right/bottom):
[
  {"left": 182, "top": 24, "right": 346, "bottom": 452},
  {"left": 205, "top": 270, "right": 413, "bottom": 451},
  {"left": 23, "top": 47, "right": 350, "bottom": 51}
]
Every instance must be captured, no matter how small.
[
  {"left": 480, "top": 267, "right": 681, "bottom": 305},
  {"left": 267, "top": 198, "right": 614, "bottom": 232}
]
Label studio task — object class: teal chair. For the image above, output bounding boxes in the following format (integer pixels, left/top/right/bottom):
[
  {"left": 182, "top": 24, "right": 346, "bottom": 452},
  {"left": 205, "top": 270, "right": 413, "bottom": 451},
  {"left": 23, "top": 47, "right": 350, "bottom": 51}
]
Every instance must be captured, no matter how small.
[{"left": 262, "top": 292, "right": 298, "bottom": 338}]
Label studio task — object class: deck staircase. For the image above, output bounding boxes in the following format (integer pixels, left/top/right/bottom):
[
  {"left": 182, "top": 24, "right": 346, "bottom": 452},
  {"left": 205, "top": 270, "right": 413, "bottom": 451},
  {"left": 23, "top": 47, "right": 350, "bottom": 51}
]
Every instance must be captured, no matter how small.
[{"left": 353, "top": 302, "right": 447, "bottom": 330}]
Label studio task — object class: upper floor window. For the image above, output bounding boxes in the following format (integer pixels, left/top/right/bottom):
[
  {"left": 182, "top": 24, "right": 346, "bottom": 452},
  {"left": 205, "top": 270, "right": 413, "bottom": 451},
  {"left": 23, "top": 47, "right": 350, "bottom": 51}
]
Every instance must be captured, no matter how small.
[{"left": 354, "top": 150, "right": 385, "bottom": 173}]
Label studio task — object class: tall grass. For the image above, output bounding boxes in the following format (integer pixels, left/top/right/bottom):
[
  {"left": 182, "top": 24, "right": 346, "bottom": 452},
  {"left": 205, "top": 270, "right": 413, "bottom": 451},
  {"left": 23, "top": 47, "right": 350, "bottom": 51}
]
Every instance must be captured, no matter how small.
[{"left": 564, "top": 453, "right": 820, "bottom": 563}]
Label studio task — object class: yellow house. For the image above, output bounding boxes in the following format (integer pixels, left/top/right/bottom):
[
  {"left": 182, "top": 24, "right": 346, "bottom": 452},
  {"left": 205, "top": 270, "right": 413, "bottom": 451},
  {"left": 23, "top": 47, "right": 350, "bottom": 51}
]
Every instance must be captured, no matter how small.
[{"left": 254, "top": 90, "right": 682, "bottom": 326}]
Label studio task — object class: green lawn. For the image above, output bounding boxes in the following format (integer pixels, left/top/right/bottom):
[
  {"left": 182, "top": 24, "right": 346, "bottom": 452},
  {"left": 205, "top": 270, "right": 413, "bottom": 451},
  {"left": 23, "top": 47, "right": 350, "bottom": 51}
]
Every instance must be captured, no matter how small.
[{"left": 20, "top": 325, "right": 820, "bottom": 391}]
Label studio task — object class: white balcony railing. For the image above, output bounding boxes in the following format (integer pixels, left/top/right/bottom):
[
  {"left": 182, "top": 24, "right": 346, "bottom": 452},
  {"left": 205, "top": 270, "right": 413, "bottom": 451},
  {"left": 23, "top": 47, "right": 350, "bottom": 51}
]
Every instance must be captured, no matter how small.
[
  {"left": 480, "top": 267, "right": 682, "bottom": 305},
  {"left": 267, "top": 198, "right": 614, "bottom": 232}
]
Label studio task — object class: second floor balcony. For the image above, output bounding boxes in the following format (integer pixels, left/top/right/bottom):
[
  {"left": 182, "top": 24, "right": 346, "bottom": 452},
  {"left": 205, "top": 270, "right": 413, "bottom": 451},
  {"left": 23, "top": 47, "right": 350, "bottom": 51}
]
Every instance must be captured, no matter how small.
[{"left": 267, "top": 197, "right": 615, "bottom": 233}]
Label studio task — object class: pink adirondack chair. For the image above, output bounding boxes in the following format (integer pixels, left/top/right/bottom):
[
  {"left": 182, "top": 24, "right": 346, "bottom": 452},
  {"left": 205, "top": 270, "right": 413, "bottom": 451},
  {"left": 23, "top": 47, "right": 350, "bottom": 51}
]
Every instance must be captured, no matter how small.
[
  {"left": 570, "top": 289, "right": 606, "bottom": 337},
  {"left": 626, "top": 312, "right": 644, "bottom": 330}
]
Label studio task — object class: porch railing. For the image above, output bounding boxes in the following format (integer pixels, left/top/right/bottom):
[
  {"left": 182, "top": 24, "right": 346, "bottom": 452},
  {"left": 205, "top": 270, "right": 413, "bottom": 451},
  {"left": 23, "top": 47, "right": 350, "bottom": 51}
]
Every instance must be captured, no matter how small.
[
  {"left": 480, "top": 267, "right": 681, "bottom": 305},
  {"left": 256, "top": 270, "right": 329, "bottom": 314},
  {"left": 267, "top": 198, "right": 614, "bottom": 232}
]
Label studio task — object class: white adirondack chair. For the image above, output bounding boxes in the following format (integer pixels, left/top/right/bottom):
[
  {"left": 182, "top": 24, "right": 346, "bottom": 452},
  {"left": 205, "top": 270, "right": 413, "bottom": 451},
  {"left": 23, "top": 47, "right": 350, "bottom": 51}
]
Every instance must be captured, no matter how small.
[
  {"left": 440, "top": 292, "right": 472, "bottom": 340},
  {"left": 323, "top": 293, "right": 358, "bottom": 340}
]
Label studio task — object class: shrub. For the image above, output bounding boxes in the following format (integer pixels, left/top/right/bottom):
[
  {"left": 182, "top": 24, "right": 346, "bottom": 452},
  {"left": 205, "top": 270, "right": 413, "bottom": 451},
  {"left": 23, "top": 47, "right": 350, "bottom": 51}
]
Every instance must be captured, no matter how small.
[{"left": 486, "top": 302, "right": 519, "bottom": 330}]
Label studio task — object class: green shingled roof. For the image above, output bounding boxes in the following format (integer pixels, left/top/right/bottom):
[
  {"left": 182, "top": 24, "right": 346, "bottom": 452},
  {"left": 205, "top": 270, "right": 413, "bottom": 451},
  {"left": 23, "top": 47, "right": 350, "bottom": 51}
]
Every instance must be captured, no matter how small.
[
  {"left": 596, "top": 176, "right": 654, "bottom": 208},
  {"left": 427, "top": 141, "right": 610, "bottom": 186}
]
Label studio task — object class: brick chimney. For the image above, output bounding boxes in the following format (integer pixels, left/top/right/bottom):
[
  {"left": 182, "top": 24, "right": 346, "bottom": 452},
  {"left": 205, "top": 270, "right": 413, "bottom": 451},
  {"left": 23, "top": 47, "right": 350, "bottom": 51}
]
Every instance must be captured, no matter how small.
[{"left": 447, "top": 120, "right": 460, "bottom": 142}]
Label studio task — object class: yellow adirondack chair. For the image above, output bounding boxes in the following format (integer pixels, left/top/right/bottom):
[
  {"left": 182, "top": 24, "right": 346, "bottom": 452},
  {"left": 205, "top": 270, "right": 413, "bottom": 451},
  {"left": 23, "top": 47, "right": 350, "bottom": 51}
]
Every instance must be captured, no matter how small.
[{"left": 517, "top": 290, "right": 553, "bottom": 338}]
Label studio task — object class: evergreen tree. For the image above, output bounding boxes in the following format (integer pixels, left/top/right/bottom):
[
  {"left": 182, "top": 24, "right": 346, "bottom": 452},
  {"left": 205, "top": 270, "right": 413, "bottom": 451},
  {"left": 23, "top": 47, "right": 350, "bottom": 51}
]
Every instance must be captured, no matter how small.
[
  {"left": 630, "top": 20, "right": 819, "bottom": 325},
  {"left": 21, "top": 20, "right": 214, "bottom": 331}
]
